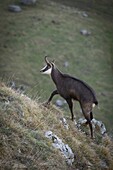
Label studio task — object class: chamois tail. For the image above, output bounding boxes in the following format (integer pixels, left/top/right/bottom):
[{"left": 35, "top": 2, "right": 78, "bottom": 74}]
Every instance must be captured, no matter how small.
[{"left": 94, "top": 100, "right": 98, "bottom": 105}]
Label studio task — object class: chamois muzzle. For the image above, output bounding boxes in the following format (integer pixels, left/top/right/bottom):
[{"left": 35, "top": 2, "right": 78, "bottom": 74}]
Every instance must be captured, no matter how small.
[{"left": 40, "top": 58, "right": 52, "bottom": 75}]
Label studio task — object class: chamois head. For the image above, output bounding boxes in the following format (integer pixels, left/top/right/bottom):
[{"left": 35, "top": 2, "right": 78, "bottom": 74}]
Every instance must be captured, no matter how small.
[{"left": 40, "top": 56, "right": 54, "bottom": 75}]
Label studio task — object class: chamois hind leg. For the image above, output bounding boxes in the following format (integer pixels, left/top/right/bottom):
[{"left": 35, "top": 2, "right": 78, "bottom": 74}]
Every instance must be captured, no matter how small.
[
  {"left": 66, "top": 98, "right": 74, "bottom": 121},
  {"left": 85, "top": 111, "right": 93, "bottom": 125},
  {"left": 81, "top": 103, "right": 93, "bottom": 138}
]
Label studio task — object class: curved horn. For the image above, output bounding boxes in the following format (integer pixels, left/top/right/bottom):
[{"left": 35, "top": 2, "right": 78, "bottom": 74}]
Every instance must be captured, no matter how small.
[{"left": 45, "top": 56, "right": 49, "bottom": 64}]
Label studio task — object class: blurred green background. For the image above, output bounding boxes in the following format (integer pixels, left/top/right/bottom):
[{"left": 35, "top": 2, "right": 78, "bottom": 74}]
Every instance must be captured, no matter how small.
[{"left": 0, "top": 0, "right": 113, "bottom": 133}]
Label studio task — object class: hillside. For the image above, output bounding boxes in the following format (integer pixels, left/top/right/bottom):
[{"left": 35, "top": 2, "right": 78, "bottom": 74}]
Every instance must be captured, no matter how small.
[{"left": 0, "top": 82, "right": 113, "bottom": 170}]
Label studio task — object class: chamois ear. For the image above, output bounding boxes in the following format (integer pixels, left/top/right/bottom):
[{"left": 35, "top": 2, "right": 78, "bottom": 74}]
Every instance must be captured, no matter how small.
[
  {"left": 50, "top": 60, "right": 55, "bottom": 67},
  {"left": 52, "top": 59, "right": 55, "bottom": 64},
  {"left": 51, "top": 59, "right": 55, "bottom": 65}
]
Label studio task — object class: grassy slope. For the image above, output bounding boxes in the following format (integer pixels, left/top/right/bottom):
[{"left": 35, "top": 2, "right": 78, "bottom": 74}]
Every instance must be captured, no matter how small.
[
  {"left": 0, "top": 0, "right": 113, "bottom": 133},
  {"left": 0, "top": 83, "right": 113, "bottom": 170}
]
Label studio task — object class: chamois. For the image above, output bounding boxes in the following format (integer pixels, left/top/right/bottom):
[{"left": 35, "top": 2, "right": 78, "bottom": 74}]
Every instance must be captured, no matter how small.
[{"left": 40, "top": 56, "right": 98, "bottom": 138}]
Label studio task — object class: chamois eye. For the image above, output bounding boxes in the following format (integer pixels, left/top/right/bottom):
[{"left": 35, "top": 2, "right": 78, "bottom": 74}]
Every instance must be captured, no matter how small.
[{"left": 47, "top": 63, "right": 51, "bottom": 68}]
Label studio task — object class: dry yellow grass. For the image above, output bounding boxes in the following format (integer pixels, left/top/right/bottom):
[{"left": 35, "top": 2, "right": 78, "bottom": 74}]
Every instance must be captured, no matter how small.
[{"left": 0, "top": 82, "right": 113, "bottom": 170}]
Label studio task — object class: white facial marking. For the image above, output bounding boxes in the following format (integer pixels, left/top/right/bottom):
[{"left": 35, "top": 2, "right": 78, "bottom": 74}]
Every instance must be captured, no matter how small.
[
  {"left": 43, "top": 68, "right": 52, "bottom": 75},
  {"left": 40, "top": 65, "right": 47, "bottom": 72},
  {"left": 40, "top": 65, "right": 52, "bottom": 75}
]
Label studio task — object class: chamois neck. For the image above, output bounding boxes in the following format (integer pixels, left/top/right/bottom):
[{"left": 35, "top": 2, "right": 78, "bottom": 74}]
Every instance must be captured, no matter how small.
[{"left": 51, "top": 67, "right": 63, "bottom": 85}]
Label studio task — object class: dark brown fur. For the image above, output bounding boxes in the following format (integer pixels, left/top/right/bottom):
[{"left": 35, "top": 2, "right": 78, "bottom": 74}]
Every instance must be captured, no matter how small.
[{"left": 41, "top": 59, "right": 98, "bottom": 138}]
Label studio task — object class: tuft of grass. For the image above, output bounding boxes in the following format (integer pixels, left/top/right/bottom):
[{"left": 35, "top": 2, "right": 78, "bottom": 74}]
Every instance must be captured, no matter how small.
[{"left": 0, "top": 82, "right": 113, "bottom": 169}]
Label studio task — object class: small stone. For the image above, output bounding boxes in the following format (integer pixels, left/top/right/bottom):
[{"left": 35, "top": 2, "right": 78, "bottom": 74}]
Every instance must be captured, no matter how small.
[
  {"left": 8, "top": 5, "right": 22, "bottom": 12},
  {"left": 17, "top": 85, "right": 25, "bottom": 94},
  {"left": 80, "top": 29, "right": 91, "bottom": 36},
  {"left": 82, "top": 12, "right": 88, "bottom": 17},
  {"left": 77, "top": 118, "right": 87, "bottom": 125},
  {"left": 64, "top": 61, "right": 69, "bottom": 67},
  {"left": 8, "top": 81, "right": 16, "bottom": 89},
  {"left": 45, "top": 131, "right": 53, "bottom": 139},
  {"left": 55, "top": 99, "right": 64, "bottom": 107}
]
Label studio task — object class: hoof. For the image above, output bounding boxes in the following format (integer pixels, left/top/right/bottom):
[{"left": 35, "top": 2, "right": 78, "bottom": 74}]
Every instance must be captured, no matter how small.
[
  {"left": 42, "top": 102, "right": 50, "bottom": 108},
  {"left": 71, "top": 117, "right": 76, "bottom": 121}
]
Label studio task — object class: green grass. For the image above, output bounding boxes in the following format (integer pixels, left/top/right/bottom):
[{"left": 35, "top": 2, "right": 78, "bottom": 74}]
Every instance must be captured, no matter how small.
[{"left": 0, "top": 0, "right": 113, "bottom": 133}]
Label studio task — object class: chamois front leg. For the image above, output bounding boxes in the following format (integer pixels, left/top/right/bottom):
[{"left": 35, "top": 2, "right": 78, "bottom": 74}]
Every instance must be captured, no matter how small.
[{"left": 46, "top": 90, "right": 58, "bottom": 105}]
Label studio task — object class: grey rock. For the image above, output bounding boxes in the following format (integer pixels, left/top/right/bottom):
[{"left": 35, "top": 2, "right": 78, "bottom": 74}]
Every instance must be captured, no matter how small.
[
  {"left": 77, "top": 118, "right": 87, "bottom": 126},
  {"left": 45, "top": 131, "right": 74, "bottom": 165},
  {"left": 80, "top": 29, "right": 91, "bottom": 36},
  {"left": 8, "top": 5, "right": 22, "bottom": 12},
  {"left": 77, "top": 118, "right": 107, "bottom": 135},
  {"left": 64, "top": 61, "right": 69, "bottom": 67},
  {"left": 20, "top": 0, "right": 37, "bottom": 5},
  {"left": 17, "top": 85, "right": 25, "bottom": 94},
  {"left": 92, "top": 118, "right": 106, "bottom": 135},
  {"left": 55, "top": 99, "right": 64, "bottom": 107},
  {"left": 82, "top": 12, "right": 88, "bottom": 17}
]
